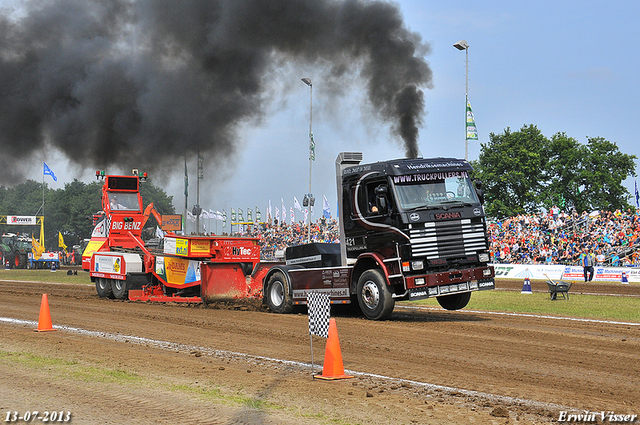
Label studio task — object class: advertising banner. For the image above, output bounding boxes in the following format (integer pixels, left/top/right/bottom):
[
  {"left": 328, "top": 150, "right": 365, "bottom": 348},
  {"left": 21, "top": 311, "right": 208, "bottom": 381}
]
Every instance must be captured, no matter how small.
[
  {"left": 7, "top": 216, "right": 37, "bottom": 225},
  {"left": 491, "top": 263, "right": 640, "bottom": 283},
  {"left": 155, "top": 256, "right": 200, "bottom": 285},
  {"left": 190, "top": 239, "right": 210, "bottom": 255},
  {"left": 164, "top": 237, "right": 189, "bottom": 256},
  {"left": 94, "top": 255, "right": 124, "bottom": 275},
  {"left": 161, "top": 215, "right": 182, "bottom": 231}
]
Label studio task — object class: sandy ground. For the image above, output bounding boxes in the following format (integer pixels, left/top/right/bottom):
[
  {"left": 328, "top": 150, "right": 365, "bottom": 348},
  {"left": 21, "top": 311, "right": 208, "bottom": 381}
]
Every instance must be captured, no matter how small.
[{"left": 0, "top": 274, "right": 639, "bottom": 424}]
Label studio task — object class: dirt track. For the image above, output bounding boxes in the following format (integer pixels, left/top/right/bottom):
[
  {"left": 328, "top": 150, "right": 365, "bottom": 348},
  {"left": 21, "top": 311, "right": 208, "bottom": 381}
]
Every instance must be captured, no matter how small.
[{"left": 1, "top": 276, "right": 639, "bottom": 424}]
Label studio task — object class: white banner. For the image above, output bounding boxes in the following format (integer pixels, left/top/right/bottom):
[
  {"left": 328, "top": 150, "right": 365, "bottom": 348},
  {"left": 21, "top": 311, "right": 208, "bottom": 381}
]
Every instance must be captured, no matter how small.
[
  {"left": 492, "top": 263, "right": 640, "bottom": 283},
  {"left": 7, "top": 215, "right": 37, "bottom": 225}
]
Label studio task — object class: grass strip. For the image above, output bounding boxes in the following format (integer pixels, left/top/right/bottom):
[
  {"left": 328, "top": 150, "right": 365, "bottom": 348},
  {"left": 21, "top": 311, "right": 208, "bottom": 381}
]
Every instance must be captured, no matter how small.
[
  {"left": 405, "top": 289, "right": 640, "bottom": 322},
  {"left": 0, "top": 269, "right": 90, "bottom": 285}
]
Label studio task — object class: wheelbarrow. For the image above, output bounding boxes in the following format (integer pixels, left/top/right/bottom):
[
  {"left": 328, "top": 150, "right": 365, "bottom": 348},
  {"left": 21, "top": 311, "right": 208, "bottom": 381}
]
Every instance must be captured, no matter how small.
[{"left": 544, "top": 274, "right": 572, "bottom": 300}]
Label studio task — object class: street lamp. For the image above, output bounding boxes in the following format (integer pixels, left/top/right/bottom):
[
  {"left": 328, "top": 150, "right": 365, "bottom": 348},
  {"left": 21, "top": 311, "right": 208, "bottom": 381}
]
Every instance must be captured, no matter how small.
[
  {"left": 301, "top": 77, "right": 314, "bottom": 243},
  {"left": 453, "top": 39, "right": 469, "bottom": 160}
]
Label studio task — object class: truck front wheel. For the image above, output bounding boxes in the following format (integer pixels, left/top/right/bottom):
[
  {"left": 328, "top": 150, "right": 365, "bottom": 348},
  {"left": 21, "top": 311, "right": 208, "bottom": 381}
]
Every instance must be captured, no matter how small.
[
  {"left": 357, "top": 269, "right": 395, "bottom": 320},
  {"left": 111, "top": 279, "right": 128, "bottom": 300},
  {"left": 96, "top": 278, "right": 114, "bottom": 298},
  {"left": 265, "top": 271, "right": 293, "bottom": 314},
  {"left": 437, "top": 292, "right": 471, "bottom": 310}
]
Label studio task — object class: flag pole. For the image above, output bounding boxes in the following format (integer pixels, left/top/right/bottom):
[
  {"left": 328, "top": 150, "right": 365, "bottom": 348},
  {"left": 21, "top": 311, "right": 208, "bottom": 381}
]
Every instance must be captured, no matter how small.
[
  {"left": 310, "top": 334, "right": 315, "bottom": 376},
  {"left": 42, "top": 171, "right": 45, "bottom": 248}
]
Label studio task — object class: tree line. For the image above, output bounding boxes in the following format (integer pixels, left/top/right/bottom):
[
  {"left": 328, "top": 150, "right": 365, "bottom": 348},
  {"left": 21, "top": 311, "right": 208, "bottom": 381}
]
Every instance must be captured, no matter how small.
[
  {"left": 0, "top": 178, "right": 175, "bottom": 251},
  {"left": 471, "top": 125, "right": 637, "bottom": 218}
]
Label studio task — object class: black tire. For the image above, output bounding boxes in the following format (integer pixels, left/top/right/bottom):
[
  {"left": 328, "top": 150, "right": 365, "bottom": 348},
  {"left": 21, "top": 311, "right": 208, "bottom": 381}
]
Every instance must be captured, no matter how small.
[
  {"left": 356, "top": 269, "right": 395, "bottom": 320},
  {"left": 18, "top": 254, "right": 27, "bottom": 269},
  {"left": 437, "top": 291, "right": 471, "bottom": 310},
  {"left": 265, "top": 271, "right": 293, "bottom": 314},
  {"left": 96, "top": 278, "right": 114, "bottom": 298},
  {"left": 111, "top": 279, "right": 128, "bottom": 300}
]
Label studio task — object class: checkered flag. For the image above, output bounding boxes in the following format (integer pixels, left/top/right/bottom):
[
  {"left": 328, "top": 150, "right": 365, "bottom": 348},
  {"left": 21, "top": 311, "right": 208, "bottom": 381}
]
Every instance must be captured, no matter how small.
[{"left": 307, "top": 292, "right": 330, "bottom": 338}]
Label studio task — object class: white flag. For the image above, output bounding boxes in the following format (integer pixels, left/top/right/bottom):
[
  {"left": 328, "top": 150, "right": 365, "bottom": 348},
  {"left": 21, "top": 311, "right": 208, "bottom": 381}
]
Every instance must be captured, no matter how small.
[
  {"left": 294, "top": 196, "right": 302, "bottom": 211},
  {"left": 290, "top": 207, "right": 295, "bottom": 224},
  {"left": 155, "top": 226, "right": 165, "bottom": 239},
  {"left": 281, "top": 198, "right": 286, "bottom": 224},
  {"left": 322, "top": 195, "right": 331, "bottom": 219}
]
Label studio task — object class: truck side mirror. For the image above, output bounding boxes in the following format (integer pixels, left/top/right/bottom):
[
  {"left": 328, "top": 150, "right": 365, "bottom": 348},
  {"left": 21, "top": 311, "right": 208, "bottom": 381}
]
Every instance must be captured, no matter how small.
[
  {"left": 474, "top": 180, "right": 485, "bottom": 205},
  {"left": 375, "top": 185, "right": 389, "bottom": 213}
]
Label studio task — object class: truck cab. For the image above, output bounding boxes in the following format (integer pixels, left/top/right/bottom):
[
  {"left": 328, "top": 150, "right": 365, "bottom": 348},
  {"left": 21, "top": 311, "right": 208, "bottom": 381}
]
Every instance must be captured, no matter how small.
[
  {"left": 338, "top": 153, "right": 494, "bottom": 315},
  {"left": 263, "top": 152, "right": 494, "bottom": 320}
]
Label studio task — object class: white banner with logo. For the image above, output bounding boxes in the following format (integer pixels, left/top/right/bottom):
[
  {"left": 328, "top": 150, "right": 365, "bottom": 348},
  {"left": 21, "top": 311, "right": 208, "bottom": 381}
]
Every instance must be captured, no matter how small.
[
  {"left": 7, "top": 216, "right": 37, "bottom": 225},
  {"left": 491, "top": 263, "right": 640, "bottom": 283}
]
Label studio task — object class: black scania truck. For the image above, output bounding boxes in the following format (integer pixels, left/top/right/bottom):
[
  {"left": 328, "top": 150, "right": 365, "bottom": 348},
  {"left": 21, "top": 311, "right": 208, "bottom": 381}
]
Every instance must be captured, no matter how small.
[{"left": 263, "top": 152, "right": 495, "bottom": 320}]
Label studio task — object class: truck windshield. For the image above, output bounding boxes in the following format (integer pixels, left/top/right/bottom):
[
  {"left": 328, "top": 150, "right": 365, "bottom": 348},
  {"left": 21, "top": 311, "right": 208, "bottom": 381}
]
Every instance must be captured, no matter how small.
[
  {"left": 392, "top": 173, "right": 479, "bottom": 210},
  {"left": 108, "top": 192, "right": 140, "bottom": 211}
]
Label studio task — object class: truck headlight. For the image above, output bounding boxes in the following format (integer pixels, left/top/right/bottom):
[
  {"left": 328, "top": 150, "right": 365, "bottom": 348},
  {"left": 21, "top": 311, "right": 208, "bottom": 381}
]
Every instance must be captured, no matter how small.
[
  {"left": 479, "top": 253, "right": 490, "bottom": 263},
  {"left": 411, "top": 260, "right": 424, "bottom": 271},
  {"left": 483, "top": 268, "right": 492, "bottom": 277}
]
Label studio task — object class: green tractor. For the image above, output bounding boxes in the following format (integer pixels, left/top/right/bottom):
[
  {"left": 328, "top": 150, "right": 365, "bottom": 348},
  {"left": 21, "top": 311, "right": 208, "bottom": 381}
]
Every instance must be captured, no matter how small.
[{"left": 0, "top": 233, "right": 33, "bottom": 269}]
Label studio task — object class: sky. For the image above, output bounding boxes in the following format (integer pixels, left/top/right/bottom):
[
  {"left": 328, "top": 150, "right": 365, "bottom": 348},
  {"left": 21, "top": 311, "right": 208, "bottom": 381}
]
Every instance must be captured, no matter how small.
[{"left": 5, "top": 0, "right": 640, "bottom": 233}]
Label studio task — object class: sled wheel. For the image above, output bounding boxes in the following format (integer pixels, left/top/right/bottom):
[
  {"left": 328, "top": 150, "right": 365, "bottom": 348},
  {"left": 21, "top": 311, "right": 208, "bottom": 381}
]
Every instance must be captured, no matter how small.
[
  {"left": 266, "top": 271, "right": 293, "bottom": 314},
  {"left": 111, "top": 279, "right": 128, "bottom": 300},
  {"left": 96, "top": 278, "right": 114, "bottom": 298}
]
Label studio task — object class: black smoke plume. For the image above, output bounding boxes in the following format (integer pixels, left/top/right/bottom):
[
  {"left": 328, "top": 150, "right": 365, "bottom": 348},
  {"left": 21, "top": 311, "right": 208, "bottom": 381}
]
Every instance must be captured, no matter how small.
[{"left": 0, "top": 0, "right": 432, "bottom": 183}]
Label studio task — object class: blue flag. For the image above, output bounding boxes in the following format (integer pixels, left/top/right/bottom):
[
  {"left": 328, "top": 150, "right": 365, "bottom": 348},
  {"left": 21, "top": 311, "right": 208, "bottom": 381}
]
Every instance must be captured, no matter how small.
[
  {"left": 43, "top": 162, "right": 57, "bottom": 182},
  {"left": 635, "top": 180, "right": 639, "bottom": 208}
]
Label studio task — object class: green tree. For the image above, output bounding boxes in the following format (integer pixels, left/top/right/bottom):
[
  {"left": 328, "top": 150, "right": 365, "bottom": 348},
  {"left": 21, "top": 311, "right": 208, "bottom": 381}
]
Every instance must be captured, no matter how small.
[
  {"left": 543, "top": 133, "right": 586, "bottom": 212},
  {"left": 579, "top": 137, "right": 636, "bottom": 211},
  {"left": 472, "top": 125, "right": 549, "bottom": 217},
  {"left": 139, "top": 177, "right": 175, "bottom": 223},
  {"left": 473, "top": 126, "right": 637, "bottom": 217},
  {"left": 1, "top": 177, "right": 176, "bottom": 250}
]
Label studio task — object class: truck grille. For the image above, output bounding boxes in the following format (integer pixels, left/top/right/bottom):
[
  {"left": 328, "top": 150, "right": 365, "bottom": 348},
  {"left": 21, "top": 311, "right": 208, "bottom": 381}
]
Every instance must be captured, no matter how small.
[{"left": 409, "top": 218, "right": 487, "bottom": 259}]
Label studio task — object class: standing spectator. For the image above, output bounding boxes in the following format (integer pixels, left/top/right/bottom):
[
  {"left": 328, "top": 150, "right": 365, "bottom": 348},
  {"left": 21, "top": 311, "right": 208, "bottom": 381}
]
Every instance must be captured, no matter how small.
[
  {"left": 580, "top": 248, "right": 595, "bottom": 282},
  {"left": 611, "top": 252, "right": 620, "bottom": 266}
]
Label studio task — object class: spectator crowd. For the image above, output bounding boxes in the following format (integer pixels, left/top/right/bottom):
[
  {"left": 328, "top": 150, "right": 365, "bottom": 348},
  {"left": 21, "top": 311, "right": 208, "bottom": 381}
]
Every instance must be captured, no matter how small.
[
  {"left": 224, "top": 208, "right": 640, "bottom": 267},
  {"left": 232, "top": 217, "right": 340, "bottom": 260},
  {"left": 489, "top": 208, "right": 640, "bottom": 267}
]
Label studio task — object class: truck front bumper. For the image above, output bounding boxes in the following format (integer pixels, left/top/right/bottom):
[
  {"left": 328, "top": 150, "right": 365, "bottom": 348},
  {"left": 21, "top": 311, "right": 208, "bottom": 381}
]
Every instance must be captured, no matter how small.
[{"left": 402, "top": 265, "right": 495, "bottom": 301}]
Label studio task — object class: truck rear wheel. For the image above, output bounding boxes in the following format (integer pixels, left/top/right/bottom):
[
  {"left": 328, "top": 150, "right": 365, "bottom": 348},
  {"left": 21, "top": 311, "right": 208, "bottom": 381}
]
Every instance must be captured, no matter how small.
[
  {"left": 356, "top": 269, "right": 395, "bottom": 320},
  {"left": 265, "top": 271, "right": 293, "bottom": 314},
  {"left": 111, "top": 279, "right": 128, "bottom": 300},
  {"left": 437, "top": 291, "right": 471, "bottom": 310},
  {"left": 96, "top": 278, "right": 114, "bottom": 298}
]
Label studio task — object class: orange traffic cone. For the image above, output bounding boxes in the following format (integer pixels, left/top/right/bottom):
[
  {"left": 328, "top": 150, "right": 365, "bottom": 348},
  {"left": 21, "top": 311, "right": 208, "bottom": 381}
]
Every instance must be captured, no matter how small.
[
  {"left": 34, "top": 294, "right": 57, "bottom": 332},
  {"left": 314, "top": 318, "right": 353, "bottom": 380}
]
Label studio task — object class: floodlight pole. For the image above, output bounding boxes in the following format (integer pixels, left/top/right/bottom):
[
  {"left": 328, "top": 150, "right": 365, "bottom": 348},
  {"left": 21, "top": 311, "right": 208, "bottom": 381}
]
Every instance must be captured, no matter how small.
[
  {"left": 302, "top": 78, "right": 313, "bottom": 243},
  {"left": 454, "top": 40, "right": 469, "bottom": 160}
]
